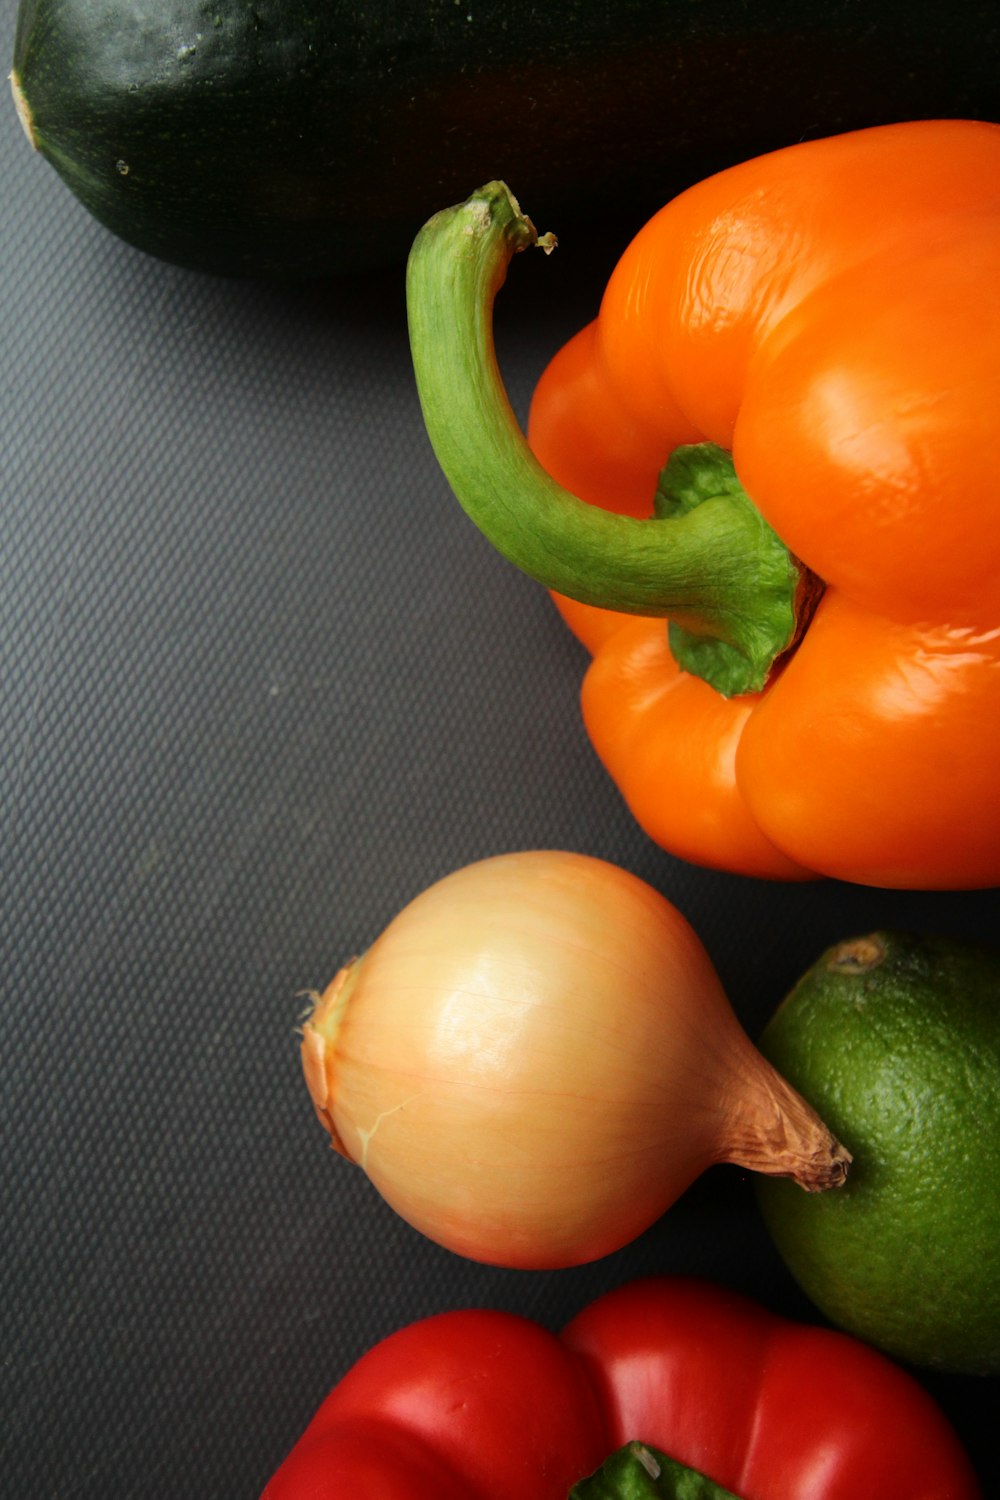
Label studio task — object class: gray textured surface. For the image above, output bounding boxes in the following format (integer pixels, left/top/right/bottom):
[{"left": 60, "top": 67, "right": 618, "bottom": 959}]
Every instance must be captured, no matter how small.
[{"left": 2, "top": 4, "right": 997, "bottom": 1495}]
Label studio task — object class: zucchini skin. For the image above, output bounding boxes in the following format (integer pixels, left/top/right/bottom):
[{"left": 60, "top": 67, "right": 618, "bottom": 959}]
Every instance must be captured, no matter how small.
[{"left": 12, "top": 0, "right": 1000, "bottom": 279}]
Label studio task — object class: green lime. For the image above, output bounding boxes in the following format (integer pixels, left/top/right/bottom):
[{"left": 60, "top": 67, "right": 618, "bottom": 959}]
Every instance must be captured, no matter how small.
[{"left": 756, "top": 930, "right": 1000, "bottom": 1375}]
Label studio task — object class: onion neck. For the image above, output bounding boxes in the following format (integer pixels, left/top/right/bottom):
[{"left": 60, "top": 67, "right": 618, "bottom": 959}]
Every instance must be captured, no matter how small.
[
  {"left": 571, "top": 1442, "right": 745, "bottom": 1499},
  {"left": 406, "top": 181, "right": 818, "bottom": 698},
  {"left": 724, "top": 1055, "right": 851, "bottom": 1192}
]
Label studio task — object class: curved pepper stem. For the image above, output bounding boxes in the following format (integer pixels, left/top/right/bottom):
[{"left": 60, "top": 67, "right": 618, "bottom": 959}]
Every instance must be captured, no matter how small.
[
  {"left": 571, "top": 1442, "right": 744, "bottom": 1500},
  {"left": 406, "top": 182, "right": 817, "bottom": 697}
]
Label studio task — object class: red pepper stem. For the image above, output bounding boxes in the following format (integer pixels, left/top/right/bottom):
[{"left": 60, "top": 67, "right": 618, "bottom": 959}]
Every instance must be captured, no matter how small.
[
  {"left": 406, "top": 181, "right": 814, "bottom": 697},
  {"left": 570, "top": 1442, "right": 746, "bottom": 1499}
]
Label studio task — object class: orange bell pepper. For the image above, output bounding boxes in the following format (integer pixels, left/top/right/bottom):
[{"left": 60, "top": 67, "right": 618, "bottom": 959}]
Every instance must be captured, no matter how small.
[{"left": 407, "top": 120, "right": 1000, "bottom": 887}]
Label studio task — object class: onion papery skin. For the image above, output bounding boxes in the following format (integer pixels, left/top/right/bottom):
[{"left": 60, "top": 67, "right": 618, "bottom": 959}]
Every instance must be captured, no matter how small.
[{"left": 302, "top": 851, "right": 847, "bottom": 1269}]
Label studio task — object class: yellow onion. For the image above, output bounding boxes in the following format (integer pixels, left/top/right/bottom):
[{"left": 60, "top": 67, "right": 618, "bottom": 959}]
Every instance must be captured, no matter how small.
[{"left": 301, "top": 850, "right": 848, "bottom": 1269}]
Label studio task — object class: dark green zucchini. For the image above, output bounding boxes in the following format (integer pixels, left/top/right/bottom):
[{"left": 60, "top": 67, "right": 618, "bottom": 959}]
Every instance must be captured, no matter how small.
[{"left": 11, "top": 0, "right": 1000, "bottom": 279}]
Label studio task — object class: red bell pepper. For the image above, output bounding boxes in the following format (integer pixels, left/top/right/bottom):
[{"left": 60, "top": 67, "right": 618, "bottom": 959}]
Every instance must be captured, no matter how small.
[{"left": 261, "top": 1277, "right": 980, "bottom": 1498}]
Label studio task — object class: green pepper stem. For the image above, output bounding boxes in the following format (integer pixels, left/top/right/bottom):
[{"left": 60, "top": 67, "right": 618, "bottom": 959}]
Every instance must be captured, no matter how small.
[
  {"left": 406, "top": 181, "right": 817, "bottom": 697},
  {"left": 570, "top": 1442, "right": 745, "bottom": 1500}
]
